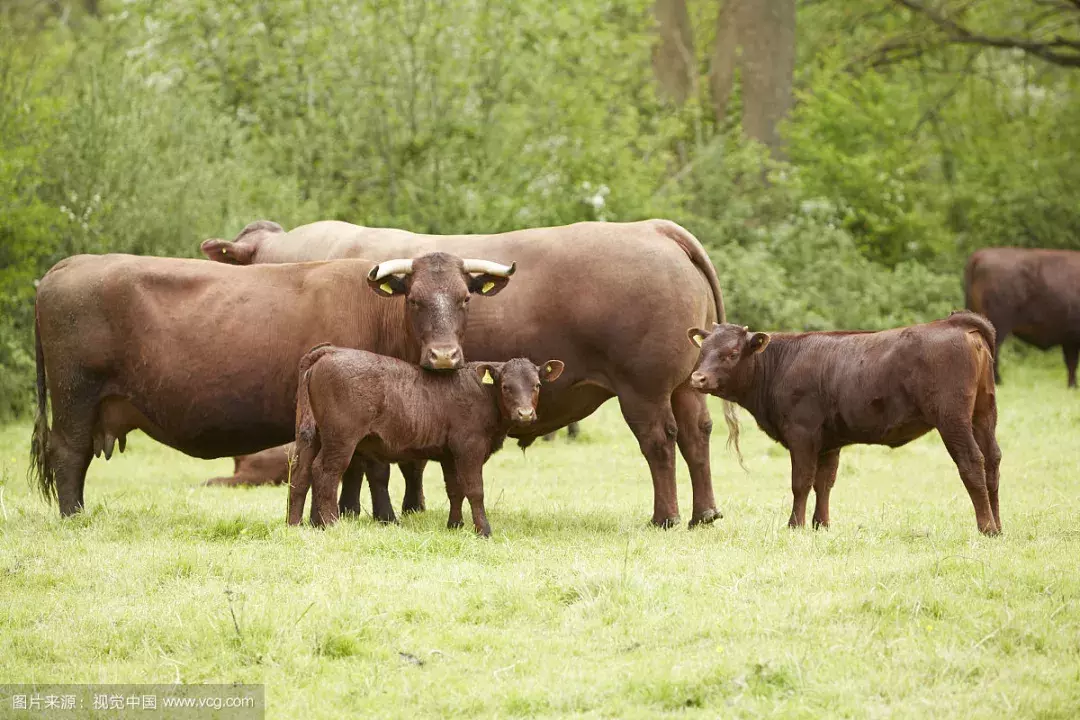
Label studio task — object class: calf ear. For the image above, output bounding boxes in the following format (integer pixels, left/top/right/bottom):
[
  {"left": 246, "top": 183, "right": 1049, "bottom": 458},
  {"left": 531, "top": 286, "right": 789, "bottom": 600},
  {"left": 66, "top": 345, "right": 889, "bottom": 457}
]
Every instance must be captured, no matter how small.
[
  {"left": 201, "top": 239, "right": 255, "bottom": 265},
  {"left": 474, "top": 363, "right": 501, "bottom": 385},
  {"left": 468, "top": 274, "right": 511, "bottom": 297},
  {"left": 748, "top": 332, "right": 771, "bottom": 353},
  {"left": 539, "top": 360, "right": 564, "bottom": 383},
  {"left": 687, "top": 327, "right": 708, "bottom": 348},
  {"left": 367, "top": 275, "right": 408, "bottom": 297}
]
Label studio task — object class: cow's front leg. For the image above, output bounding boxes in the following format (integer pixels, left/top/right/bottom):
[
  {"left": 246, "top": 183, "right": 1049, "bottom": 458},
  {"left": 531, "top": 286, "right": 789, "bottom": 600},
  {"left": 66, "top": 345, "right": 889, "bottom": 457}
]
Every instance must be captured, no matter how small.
[
  {"left": 452, "top": 453, "right": 490, "bottom": 537},
  {"left": 440, "top": 458, "right": 465, "bottom": 530},
  {"left": 787, "top": 437, "right": 820, "bottom": 529},
  {"left": 617, "top": 391, "right": 680, "bottom": 528}
]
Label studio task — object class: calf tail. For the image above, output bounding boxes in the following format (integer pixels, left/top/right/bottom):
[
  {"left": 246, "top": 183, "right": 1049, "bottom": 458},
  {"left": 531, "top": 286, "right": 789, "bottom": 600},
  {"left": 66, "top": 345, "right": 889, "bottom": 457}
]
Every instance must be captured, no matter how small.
[
  {"left": 948, "top": 310, "right": 996, "bottom": 355},
  {"left": 722, "top": 400, "right": 747, "bottom": 471},
  {"left": 28, "top": 307, "right": 56, "bottom": 503},
  {"left": 295, "top": 343, "right": 337, "bottom": 444}
]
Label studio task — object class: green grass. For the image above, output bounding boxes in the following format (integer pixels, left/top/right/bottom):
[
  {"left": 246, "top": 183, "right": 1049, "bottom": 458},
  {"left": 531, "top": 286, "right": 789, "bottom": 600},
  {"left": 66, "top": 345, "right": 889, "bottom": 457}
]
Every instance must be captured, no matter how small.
[{"left": 1, "top": 355, "right": 1079, "bottom": 718}]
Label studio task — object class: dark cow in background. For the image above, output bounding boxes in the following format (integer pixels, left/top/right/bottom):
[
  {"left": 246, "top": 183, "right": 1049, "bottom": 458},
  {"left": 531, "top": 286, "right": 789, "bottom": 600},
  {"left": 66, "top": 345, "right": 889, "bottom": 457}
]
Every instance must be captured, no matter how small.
[
  {"left": 204, "top": 445, "right": 294, "bottom": 487},
  {"left": 965, "top": 247, "right": 1080, "bottom": 387},
  {"left": 202, "top": 218, "right": 726, "bottom": 529},
  {"left": 30, "top": 251, "right": 514, "bottom": 515},
  {"left": 687, "top": 312, "right": 1001, "bottom": 535},
  {"left": 289, "top": 344, "right": 564, "bottom": 534}
]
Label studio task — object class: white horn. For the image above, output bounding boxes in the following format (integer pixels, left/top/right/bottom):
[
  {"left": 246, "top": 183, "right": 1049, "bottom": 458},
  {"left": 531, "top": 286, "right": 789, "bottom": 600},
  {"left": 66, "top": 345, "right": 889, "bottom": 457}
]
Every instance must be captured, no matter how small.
[
  {"left": 367, "top": 258, "right": 414, "bottom": 281},
  {"left": 462, "top": 259, "right": 516, "bottom": 277}
]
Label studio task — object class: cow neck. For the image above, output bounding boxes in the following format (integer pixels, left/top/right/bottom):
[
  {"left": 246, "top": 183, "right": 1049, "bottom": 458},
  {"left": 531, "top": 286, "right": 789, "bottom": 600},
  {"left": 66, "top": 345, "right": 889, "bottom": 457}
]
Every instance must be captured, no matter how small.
[{"left": 728, "top": 339, "right": 789, "bottom": 432}]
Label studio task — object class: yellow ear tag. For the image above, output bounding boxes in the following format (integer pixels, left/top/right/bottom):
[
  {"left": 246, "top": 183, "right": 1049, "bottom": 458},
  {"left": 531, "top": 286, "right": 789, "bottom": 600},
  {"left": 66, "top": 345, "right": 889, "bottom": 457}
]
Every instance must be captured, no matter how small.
[
  {"left": 482, "top": 281, "right": 496, "bottom": 294},
  {"left": 692, "top": 334, "right": 704, "bottom": 347},
  {"left": 545, "top": 364, "right": 552, "bottom": 373},
  {"left": 482, "top": 369, "right": 494, "bottom": 385},
  {"left": 222, "top": 248, "right": 227, "bottom": 255},
  {"left": 379, "top": 282, "right": 394, "bottom": 295}
]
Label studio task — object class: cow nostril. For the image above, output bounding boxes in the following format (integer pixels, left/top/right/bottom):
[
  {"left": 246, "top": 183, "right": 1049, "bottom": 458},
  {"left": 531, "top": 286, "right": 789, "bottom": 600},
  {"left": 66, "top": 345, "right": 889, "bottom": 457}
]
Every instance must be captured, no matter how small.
[{"left": 691, "top": 372, "right": 705, "bottom": 384}]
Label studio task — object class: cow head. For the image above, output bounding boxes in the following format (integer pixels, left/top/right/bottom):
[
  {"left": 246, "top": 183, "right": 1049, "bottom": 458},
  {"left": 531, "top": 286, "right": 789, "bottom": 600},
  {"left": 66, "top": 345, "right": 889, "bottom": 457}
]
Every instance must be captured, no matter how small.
[
  {"left": 200, "top": 220, "right": 284, "bottom": 265},
  {"left": 367, "top": 252, "right": 516, "bottom": 371},
  {"left": 473, "top": 358, "right": 564, "bottom": 425},
  {"left": 687, "top": 323, "right": 770, "bottom": 396}
]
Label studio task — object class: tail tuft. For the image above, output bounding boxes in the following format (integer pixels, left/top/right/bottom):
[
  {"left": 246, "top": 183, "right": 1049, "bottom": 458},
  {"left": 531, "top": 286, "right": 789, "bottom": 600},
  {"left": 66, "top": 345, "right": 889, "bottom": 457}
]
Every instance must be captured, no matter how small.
[{"left": 28, "top": 305, "right": 56, "bottom": 503}]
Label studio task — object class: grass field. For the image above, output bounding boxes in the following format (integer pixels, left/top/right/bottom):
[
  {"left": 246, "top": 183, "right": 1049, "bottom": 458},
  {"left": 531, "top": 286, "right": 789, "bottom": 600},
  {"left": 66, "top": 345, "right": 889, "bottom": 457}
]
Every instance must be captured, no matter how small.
[{"left": 1, "top": 354, "right": 1078, "bottom": 718}]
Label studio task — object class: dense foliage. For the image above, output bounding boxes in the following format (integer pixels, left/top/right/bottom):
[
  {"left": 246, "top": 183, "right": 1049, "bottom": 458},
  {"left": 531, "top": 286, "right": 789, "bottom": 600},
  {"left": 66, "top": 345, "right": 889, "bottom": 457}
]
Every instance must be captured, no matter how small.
[{"left": 2, "top": 1, "right": 1077, "bottom": 418}]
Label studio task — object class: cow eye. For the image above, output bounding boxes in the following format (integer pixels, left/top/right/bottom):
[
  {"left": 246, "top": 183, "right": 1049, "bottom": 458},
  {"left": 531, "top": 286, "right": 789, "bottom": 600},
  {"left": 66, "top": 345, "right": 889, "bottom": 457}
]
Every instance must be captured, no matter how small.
[
  {"left": 534, "top": 383, "right": 541, "bottom": 390},
  {"left": 728, "top": 349, "right": 739, "bottom": 358}
]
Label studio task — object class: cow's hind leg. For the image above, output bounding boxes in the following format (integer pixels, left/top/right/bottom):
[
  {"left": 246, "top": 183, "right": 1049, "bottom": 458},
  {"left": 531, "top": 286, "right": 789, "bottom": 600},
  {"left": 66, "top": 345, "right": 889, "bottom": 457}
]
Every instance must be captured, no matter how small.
[
  {"left": 617, "top": 391, "right": 680, "bottom": 528},
  {"left": 812, "top": 449, "right": 840, "bottom": 530},
  {"left": 50, "top": 427, "right": 94, "bottom": 517},
  {"left": 1063, "top": 345, "right": 1078, "bottom": 389},
  {"left": 973, "top": 402, "right": 1002, "bottom": 532},
  {"left": 672, "top": 384, "right": 720, "bottom": 528},
  {"left": 338, "top": 460, "right": 365, "bottom": 517},
  {"left": 365, "top": 460, "right": 397, "bottom": 524},
  {"left": 400, "top": 460, "right": 427, "bottom": 514},
  {"left": 939, "top": 421, "right": 997, "bottom": 535},
  {"left": 288, "top": 434, "right": 319, "bottom": 526},
  {"left": 310, "top": 438, "right": 357, "bottom": 528}
]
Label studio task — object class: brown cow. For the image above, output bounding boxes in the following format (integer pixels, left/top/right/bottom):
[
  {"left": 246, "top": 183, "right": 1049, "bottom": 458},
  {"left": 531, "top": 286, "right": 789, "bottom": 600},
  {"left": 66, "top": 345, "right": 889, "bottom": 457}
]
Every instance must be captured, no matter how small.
[
  {"left": 288, "top": 344, "right": 564, "bottom": 535},
  {"left": 202, "top": 218, "right": 726, "bottom": 529},
  {"left": 30, "top": 252, "right": 515, "bottom": 515},
  {"left": 204, "top": 445, "right": 294, "bottom": 487},
  {"left": 686, "top": 312, "right": 1001, "bottom": 535},
  {"left": 965, "top": 247, "right": 1080, "bottom": 387}
]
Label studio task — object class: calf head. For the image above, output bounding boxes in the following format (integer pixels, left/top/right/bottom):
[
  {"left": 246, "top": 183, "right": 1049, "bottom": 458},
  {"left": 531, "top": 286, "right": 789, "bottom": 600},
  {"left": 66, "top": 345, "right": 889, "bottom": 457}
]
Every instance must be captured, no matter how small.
[
  {"left": 687, "top": 323, "right": 770, "bottom": 396},
  {"left": 368, "top": 252, "right": 516, "bottom": 370},
  {"left": 200, "top": 220, "right": 284, "bottom": 265},
  {"left": 474, "top": 358, "right": 565, "bottom": 425}
]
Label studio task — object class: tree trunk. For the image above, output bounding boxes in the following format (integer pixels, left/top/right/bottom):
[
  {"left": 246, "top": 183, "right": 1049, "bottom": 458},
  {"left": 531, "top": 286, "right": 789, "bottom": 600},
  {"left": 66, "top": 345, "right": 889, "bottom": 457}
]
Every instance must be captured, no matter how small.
[{"left": 652, "top": 0, "right": 696, "bottom": 106}]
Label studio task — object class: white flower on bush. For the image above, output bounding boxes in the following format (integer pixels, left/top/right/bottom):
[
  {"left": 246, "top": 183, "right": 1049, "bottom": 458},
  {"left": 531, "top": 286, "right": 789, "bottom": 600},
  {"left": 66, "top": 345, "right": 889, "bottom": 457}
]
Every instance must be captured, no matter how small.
[{"left": 580, "top": 182, "right": 609, "bottom": 219}]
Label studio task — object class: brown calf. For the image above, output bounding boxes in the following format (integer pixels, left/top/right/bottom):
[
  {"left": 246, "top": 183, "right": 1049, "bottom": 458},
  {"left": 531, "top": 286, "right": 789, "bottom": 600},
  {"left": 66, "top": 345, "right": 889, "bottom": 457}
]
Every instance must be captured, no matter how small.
[
  {"left": 204, "top": 445, "right": 294, "bottom": 487},
  {"left": 687, "top": 312, "right": 1002, "bottom": 534},
  {"left": 288, "top": 345, "right": 564, "bottom": 535}
]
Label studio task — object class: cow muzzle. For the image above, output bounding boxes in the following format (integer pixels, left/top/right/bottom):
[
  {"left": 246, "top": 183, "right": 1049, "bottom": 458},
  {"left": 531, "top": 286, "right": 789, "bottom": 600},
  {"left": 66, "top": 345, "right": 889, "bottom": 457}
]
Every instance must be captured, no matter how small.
[
  {"left": 690, "top": 372, "right": 711, "bottom": 391},
  {"left": 514, "top": 407, "right": 537, "bottom": 424},
  {"left": 424, "top": 346, "right": 463, "bottom": 370}
]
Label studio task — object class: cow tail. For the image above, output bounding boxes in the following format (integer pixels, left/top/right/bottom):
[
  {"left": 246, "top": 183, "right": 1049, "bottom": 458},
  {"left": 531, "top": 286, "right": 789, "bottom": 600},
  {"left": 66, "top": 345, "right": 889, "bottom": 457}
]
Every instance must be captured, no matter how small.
[
  {"left": 28, "top": 306, "right": 56, "bottom": 504},
  {"left": 655, "top": 220, "right": 726, "bottom": 324},
  {"left": 295, "top": 343, "right": 336, "bottom": 444}
]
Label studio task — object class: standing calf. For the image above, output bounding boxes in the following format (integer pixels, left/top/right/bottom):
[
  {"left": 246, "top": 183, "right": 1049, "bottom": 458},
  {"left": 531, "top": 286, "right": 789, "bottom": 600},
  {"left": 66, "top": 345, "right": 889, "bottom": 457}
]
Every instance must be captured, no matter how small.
[
  {"left": 288, "top": 345, "right": 564, "bottom": 535},
  {"left": 687, "top": 312, "right": 1002, "bottom": 534}
]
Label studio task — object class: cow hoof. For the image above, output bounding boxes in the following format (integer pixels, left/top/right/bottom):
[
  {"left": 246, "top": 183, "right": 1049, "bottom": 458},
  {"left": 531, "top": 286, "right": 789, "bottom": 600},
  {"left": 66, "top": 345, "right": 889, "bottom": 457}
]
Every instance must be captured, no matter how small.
[
  {"left": 401, "top": 502, "right": 426, "bottom": 515},
  {"left": 650, "top": 515, "right": 680, "bottom": 530},
  {"left": 338, "top": 504, "right": 363, "bottom": 518},
  {"left": 447, "top": 519, "right": 464, "bottom": 530},
  {"left": 688, "top": 508, "right": 722, "bottom": 528}
]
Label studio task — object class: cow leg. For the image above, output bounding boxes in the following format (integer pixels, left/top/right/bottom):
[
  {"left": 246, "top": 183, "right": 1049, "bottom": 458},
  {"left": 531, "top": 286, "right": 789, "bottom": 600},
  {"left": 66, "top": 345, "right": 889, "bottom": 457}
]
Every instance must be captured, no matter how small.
[
  {"left": 672, "top": 384, "right": 720, "bottom": 528},
  {"left": 365, "top": 460, "right": 397, "bottom": 524},
  {"left": 453, "top": 454, "right": 490, "bottom": 537},
  {"left": 400, "top": 460, "right": 427, "bottom": 514},
  {"left": 787, "top": 440, "right": 819, "bottom": 529},
  {"left": 811, "top": 449, "right": 840, "bottom": 530},
  {"left": 617, "top": 392, "right": 680, "bottom": 528},
  {"left": 939, "top": 423, "right": 997, "bottom": 535},
  {"left": 338, "top": 459, "right": 365, "bottom": 517},
  {"left": 441, "top": 459, "right": 465, "bottom": 530},
  {"left": 1063, "top": 345, "right": 1079, "bottom": 389},
  {"left": 50, "top": 428, "right": 94, "bottom": 517},
  {"left": 567, "top": 422, "right": 580, "bottom": 439},
  {"left": 288, "top": 434, "right": 319, "bottom": 526},
  {"left": 973, "top": 402, "right": 1002, "bottom": 532},
  {"left": 991, "top": 324, "right": 1009, "bottom": 385}
]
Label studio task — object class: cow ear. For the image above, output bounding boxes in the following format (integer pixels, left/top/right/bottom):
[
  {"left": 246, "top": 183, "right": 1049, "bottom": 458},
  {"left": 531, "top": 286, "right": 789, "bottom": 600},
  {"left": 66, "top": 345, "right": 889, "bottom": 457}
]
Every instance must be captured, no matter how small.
[
  {"left": 201, "top": 239, "right": 255, "bottom": 265},
  {"left": 687, "top": 327, "right": 708, "bottom": 348},
  {"left": 539, "top": 360, "right": 564, "bottom": 383},
  {"left": 748, "top": 332, "right": 770, "bottom": 353},
  {"left": 367, "top": 275, "right": 408, "bottom": 297},
  {"left": 468, "top": 274, "right": 511, "bottom": 297},
  {"left": 474, "top": 363, "right": 499, "bottom": 385}
]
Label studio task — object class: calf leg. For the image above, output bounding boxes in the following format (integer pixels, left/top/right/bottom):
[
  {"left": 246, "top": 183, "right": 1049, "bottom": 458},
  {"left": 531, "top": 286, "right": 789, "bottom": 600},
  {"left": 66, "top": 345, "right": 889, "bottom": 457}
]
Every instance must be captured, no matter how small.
[
  {"left": 338, "top": 460, "right": 365, "bottom": 517},
  {"left": 812, "top": 449, "right": 841, "bottom": 530},
  {"left": 441, "top": 459, "right": 465, "bottom": 530},
  {"left": 617, "top": 391, "right": 680, "bottom": 528},
  {"left": 310, "top": 440, "right": 356, "bottom": 528},
  {"left": 973, "top": 403, "right": 1002, "bottom": 532},
  {"left": 672, "top": 384, "right": 720, "bottom": 528},
  {"left": 453, "top": 454, "right": 490, "bottom": 537},
  {"left": 365, "top": 460, "right": 397, "bottom": 524},
  {"left": 787, "top": 439, "right": 820, "bottom": 529},
  {"left": 939, "top": 424, "right": 997, "bottom": 535},
  {"left": 1064, "top": 345, "right": 1079, "bottom": 389},
  {"left": 288, "top": 435, "right": 318, "bottom": 526},
  {"left": 400, "top": 460, "right": 427, "bottom": 514}
]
